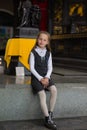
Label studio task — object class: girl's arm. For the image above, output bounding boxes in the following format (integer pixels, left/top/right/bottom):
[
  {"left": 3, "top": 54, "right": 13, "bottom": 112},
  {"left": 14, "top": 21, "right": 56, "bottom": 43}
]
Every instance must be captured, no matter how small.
[
  {"left": 29, "top": 52, "right": 43, "bottom": 81},
  {"left": 45, "top": 53, "right": 53, "bottom": 79}
]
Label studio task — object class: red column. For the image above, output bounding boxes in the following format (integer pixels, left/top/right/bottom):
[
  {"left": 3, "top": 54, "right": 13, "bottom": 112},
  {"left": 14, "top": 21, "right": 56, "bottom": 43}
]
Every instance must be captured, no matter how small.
[{"left": 32, "top": 0, "right": 48, "bottom": 31}]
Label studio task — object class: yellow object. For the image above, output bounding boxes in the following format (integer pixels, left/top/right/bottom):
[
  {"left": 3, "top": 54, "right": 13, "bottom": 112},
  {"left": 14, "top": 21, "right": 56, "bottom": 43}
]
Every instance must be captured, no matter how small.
[
  {"left": 77, "top": 5, "right": 83, "bottom": 16},
  {"left": 4, "top": 38, "right": 36, "bottom": 70},
  {"left": 69, "top": 4, "right": 84, "bottom": 16}
]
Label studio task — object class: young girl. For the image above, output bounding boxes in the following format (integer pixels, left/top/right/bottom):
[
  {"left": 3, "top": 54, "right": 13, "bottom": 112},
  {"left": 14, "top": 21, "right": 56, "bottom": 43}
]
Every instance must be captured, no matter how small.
[{"left": 29, "top": 31, "right": 57, "bottom": 130}]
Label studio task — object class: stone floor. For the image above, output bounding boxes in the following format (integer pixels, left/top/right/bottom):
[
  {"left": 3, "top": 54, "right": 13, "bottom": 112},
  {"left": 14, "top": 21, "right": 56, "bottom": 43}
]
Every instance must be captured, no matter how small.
[
  {"left": 0, "top": 67, "right": 87, "bottom": 85},
  {"left": 0, "top": 116, "right": 87, "bottom": 130}
]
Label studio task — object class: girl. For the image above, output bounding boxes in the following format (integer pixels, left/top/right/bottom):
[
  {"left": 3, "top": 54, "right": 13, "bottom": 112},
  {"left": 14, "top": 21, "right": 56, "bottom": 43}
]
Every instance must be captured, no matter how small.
[{"left": 29, "top": 31, "right": 57, "bottom": 130}]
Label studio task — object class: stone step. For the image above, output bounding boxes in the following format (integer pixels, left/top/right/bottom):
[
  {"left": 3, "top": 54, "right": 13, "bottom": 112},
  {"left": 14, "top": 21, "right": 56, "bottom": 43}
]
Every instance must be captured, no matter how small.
[{"left": 53, "top": 57, "right": 87, "bottom": 71}]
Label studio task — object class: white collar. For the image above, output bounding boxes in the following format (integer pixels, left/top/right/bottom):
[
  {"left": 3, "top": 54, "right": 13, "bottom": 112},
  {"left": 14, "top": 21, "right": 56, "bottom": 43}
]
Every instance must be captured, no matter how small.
[{"left": 36, "top": 46, "right": 46, "bottom": 51}]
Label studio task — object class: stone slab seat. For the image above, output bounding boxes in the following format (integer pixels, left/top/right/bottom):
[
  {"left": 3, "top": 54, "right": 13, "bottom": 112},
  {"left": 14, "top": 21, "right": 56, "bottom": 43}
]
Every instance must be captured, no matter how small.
[{"left": 0, "top": 83, "right": 87, "bottom": 121}]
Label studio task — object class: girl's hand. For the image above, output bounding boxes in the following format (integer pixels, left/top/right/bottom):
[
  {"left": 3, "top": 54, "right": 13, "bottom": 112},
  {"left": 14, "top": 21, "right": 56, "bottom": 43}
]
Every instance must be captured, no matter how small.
[
  {"left": 44, "top": 77, "right": 49, "bottom": 87},
  {"left": 40, "top": 78, "right": 49, "bottom": 88}
]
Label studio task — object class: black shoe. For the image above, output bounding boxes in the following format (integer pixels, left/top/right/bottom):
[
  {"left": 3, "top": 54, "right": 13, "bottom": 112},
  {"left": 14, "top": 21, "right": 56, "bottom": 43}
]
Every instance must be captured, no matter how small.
[
  {"left": 44, "top": 116, "right": 57, "bottom": 130},
  {"left": 49, "top": 111, "right": 54, "bottom": 120},
  {"left": 49, "top": 111, "right": 56, "bottom": 126}
]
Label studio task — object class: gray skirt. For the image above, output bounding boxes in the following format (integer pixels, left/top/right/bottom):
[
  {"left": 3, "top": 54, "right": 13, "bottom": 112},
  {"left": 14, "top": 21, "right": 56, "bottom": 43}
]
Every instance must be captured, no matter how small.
[{"left": 31, "top": 76, "right": 54, "bottom": 94}]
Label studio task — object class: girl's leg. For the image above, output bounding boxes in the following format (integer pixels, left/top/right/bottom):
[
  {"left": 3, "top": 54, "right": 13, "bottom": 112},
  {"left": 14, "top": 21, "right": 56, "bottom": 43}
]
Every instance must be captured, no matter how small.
[
  {"left": 38, "top": 89, "right": 57, "bottom": 130},
  {"left": 38, "top": 90, "right": 49, "bottom": 117},
  {"left": 48, "top": 85, "right": 57, "bottom": 112}
]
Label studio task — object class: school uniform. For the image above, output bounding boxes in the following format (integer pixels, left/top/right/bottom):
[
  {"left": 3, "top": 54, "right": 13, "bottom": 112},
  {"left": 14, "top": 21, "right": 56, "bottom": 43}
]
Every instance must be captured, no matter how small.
[{"left": 29, "top": 46, "right": 54, "bottom": 94}]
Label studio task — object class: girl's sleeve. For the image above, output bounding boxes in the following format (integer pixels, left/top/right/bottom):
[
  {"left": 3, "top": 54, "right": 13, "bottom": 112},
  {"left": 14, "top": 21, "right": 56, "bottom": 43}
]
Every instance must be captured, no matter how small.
[
  {"left": 45, "top": 52, "right": 53, "bottom": 79},
  {"left": 29, "top": 52, "right": 43, "bottom": 81}
]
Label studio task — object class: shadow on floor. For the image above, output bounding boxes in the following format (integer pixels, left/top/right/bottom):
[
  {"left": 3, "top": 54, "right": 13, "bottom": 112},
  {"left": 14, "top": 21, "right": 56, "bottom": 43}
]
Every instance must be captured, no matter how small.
[{"left": 0, "top": 116, "right": 87, "bottom": 130}]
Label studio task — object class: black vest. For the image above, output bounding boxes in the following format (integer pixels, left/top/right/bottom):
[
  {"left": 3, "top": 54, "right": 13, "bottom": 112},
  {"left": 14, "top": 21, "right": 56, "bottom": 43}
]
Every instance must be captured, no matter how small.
[{"left": 32, "top": 49, "right": 50, "bottom": 77}]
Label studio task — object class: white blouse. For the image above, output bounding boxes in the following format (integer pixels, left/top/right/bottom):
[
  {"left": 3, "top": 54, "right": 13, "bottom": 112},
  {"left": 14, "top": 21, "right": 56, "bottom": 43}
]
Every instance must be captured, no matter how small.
[{"left": 29, "top": 46, "right": 53, "bottom": 81}]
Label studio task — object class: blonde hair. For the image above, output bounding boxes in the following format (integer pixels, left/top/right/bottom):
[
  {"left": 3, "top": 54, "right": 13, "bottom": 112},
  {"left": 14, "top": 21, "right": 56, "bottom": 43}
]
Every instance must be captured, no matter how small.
[{"left": 33, "top": 31, "right": 51, "bottom": 51}]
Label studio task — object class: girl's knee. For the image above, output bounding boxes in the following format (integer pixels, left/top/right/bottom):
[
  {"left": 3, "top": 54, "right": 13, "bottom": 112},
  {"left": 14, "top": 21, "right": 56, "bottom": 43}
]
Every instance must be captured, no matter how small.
[
  {"left": 50, "top": 85, "right": 57, "bottom": 94},
  {"left": 38, "top": 90, "right": 46, "bottom": 97}
]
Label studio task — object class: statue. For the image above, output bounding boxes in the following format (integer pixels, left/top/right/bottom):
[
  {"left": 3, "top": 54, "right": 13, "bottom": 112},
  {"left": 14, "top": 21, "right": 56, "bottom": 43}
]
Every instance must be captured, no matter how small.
[
  {"left": 16, "top": 0, "right": 41, "bottom": 38},
  {"left": 18, "top": 0, "right": 41, "bottom": 28},
  {"left": 29, "top": 5, "right": 41, "bottom": 28},
  {"left": 18, "top": 0, "right": 32, "bottom": 27}
]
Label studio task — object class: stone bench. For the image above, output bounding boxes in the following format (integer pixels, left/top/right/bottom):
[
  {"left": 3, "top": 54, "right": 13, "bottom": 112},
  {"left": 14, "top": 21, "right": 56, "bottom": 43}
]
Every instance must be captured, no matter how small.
[{"left": 0, "top": 83, "right": 87, "bottom": 121}]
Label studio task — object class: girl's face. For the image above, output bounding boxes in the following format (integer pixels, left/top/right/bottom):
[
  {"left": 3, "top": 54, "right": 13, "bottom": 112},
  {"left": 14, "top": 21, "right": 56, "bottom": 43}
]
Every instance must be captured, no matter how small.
[{"left": 37, "top": 33, "right": 49, "bottom": 49}]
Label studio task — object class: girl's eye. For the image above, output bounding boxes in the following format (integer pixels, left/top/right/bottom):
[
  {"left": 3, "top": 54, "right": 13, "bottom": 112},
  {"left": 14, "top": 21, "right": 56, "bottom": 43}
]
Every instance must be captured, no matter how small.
[
  {"left": 44, "top": 39, "right": 47, "bottom": 41},
  {"left": 39, "top": 38, "right": 47, "bottom": 42},
  {"left": 39, "top": 38, "right": 42, "bottom": 40}
]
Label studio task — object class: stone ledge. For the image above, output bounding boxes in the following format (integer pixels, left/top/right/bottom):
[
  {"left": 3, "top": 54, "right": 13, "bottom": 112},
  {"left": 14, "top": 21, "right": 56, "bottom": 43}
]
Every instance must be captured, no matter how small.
[{"left": 0, "top": 83, "right": 87, "bottom": 121}]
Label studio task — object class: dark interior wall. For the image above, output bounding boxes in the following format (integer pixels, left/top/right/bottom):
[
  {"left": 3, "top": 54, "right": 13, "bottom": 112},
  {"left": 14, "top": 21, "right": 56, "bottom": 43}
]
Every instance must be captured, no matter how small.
[
  {"left": 0, "top": 0, "right": 14, "bottom": 15},
  {"left": 0, "top": 0, "right": 14, "bottom": 26},
  {"left": 0, "top": 0, "right": 14, "bottom": 55}
]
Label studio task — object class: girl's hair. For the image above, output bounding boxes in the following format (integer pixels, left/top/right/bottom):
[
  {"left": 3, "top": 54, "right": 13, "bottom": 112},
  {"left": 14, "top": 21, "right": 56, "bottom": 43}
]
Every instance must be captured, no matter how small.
[{"left": 32, "top": 31, "right": 51, "bottom": 51}]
